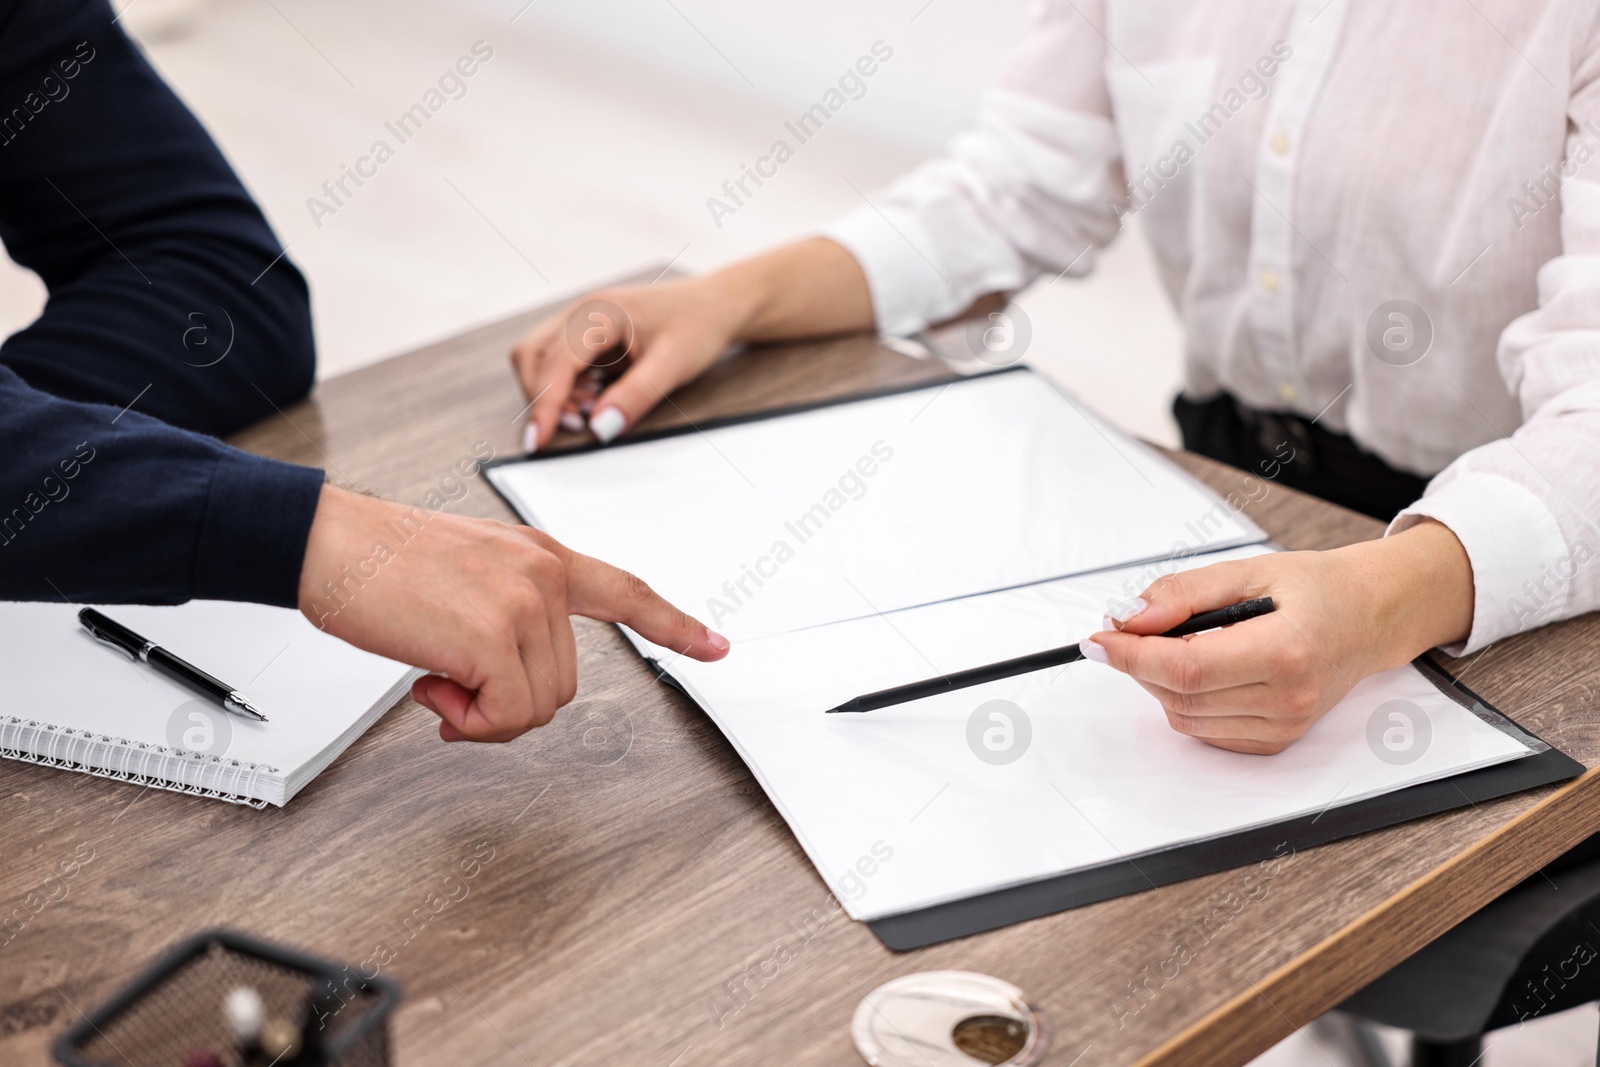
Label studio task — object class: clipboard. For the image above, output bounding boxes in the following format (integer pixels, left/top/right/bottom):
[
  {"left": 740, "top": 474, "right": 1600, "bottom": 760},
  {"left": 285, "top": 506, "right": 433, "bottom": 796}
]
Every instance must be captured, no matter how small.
[{"left": 485, "top": 369, "right": 1582, "bottom": 950}]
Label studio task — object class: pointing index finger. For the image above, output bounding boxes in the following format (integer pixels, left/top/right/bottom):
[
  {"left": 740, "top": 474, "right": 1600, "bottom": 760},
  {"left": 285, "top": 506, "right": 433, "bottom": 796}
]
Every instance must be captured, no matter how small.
[{"left": 564, "top": 550, "right": 731, "bottom": 661}]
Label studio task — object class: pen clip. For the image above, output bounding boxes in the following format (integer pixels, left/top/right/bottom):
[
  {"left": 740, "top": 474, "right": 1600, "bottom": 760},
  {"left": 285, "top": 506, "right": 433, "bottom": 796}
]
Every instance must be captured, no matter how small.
[{"left": 86, "top": 627, "right": 138, "bottom": 662}]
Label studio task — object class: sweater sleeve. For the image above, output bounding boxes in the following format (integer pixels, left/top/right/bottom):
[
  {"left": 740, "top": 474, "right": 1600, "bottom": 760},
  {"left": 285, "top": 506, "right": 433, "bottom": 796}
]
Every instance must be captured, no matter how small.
[
  {"left": 0, "top": 366, "right": 324, "bottom": 605},
  {"left": 0, "top": 0, "right": 325, "bottom": 606}
]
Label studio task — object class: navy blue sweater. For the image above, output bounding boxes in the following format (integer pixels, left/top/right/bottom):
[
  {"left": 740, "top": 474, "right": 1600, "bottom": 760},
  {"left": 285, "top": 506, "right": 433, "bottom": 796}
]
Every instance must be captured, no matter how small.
[{"left": 0, "top": 0, "right": 325, "bottom": 606}]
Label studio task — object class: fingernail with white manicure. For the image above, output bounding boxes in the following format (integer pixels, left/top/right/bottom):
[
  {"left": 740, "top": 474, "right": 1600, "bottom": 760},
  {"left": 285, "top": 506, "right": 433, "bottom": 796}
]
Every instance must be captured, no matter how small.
[
  {"left": 590, "top": 406, "right": 626, "bottom": 444},
  {"left": 1109, "top": 597, "right": 1148, "bottom": 627},
  {"left": 1079, "top": 637, "right": 1108, "bottom": 664},
  {"left": 559, "top": 411, "right": 584, "bottom": 432},
  {"left": 521, "top": 422, "right": 538, "bottom": 455}
]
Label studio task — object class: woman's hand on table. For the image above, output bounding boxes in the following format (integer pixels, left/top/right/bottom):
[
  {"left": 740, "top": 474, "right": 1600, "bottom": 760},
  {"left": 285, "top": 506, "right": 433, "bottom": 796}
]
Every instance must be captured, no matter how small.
[
  {"left": 508, "top": 238, "right": 877, "bottom": 452},
  {"left": 510, "top": 277, "right": 750, "bottom": 453},
  {"left": 1082, "top": 519, "right": 1475, "bottom": 754}
]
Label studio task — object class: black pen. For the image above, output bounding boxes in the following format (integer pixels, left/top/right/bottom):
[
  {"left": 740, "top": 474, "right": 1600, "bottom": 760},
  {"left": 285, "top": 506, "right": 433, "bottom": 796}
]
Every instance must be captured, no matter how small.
[
  {"left": 78, "top": 607, "right": 269, "bottom": 722},
  {"left": 826, "top": 597, "right": 1277, "bottom": 714}
]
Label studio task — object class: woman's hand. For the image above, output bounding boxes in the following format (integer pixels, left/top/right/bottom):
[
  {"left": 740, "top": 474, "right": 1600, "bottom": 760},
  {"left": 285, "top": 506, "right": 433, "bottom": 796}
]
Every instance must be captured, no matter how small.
[
  {"left": 1081, "top": 520, "right": 1475, "bottom": 755},
  {"left": 509, "top": 238, "right": 877, "bottom": 452},
  {"left": 510, "top": 277, "right": 750, "bottom": 452}
]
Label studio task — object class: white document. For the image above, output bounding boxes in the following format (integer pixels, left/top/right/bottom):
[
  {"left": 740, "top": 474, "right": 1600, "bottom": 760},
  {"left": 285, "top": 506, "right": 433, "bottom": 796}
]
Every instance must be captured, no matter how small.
[
  {"left": 0, "top": 601, "right": 418, "bottom": 806},
  {"left": 487, "top": 371, "right": 1533, "bottom": 921},
  {"left": 488, "top": 370, "right": 1266, "bottom": 641},
  {"left": 657, "top": 547, "right": 1534, "bottom": 921}
]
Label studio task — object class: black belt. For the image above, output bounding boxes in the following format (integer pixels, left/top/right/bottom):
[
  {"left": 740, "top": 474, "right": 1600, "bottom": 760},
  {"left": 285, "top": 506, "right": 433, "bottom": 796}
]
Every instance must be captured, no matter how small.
[{"left": 1172, "top": 392, "right": 1431, "bottom": 522}]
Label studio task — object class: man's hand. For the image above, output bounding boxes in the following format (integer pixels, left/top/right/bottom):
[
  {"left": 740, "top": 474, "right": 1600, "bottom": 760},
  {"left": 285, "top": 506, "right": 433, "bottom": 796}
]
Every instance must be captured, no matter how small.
[
  {"left": 297, "top": 486, "right": 729, "bottom": 742},
  {"left": 1080, "top": 520, "right": 1474, "bottom": 755}
]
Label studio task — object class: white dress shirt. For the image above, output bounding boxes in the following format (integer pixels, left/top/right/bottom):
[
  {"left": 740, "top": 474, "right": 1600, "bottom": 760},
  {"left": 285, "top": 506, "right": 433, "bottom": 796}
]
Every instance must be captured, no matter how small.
[{"left": 824, "top": 0, "right": 1600, "bottom": 654}]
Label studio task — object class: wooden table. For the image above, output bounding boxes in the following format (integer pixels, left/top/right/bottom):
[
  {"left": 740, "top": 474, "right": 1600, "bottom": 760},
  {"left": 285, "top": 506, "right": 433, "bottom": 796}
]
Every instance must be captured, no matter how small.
[{"left": 7, "top": 277, "right": 1600, "bottom": 1067}]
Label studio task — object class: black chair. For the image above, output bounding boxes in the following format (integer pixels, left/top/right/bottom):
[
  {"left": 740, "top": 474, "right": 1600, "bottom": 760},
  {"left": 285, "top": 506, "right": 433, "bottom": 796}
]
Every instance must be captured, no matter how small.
[{"left": 1333, "top": 849, "right": 1600, "bottom": 1066}]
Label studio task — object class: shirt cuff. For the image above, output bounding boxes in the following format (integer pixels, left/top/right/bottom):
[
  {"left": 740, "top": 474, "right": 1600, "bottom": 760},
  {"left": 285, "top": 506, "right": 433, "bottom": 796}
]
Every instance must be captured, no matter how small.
[
  {"left": 821, "top": 207, "right": 955, "bottom": 338},
  {"left": 1388, "top": 471, "right": 1572, "bottom": 655},
  {"left": 192, "top": 449, "right": 325, "bottom": 607}
]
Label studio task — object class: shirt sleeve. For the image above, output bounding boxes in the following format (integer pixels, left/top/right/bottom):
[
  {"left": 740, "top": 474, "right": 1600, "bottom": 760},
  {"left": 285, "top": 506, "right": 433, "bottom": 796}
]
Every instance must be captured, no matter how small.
[
  {"left": 821, "top": 0, "right": 1124, "bottom": 337},
  {"left": 0, "top": 0, "right": 325, "bottom": 607},
  {"left": 1389, "top": 10, "right": 1600, "bottom": 654}
]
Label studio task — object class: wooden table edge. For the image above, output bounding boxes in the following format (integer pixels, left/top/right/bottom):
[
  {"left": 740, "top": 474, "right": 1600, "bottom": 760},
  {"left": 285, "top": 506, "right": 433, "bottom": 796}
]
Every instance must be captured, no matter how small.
[{"left": 1134, "top": 765, "right": 1600, "bottom": 1066}]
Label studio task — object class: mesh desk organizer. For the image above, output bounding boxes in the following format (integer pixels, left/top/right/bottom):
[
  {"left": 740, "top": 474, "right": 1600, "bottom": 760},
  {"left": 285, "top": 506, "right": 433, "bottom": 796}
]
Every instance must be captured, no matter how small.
[{"left": 52, "top": 929, "right": 400, "bottom": 1067}]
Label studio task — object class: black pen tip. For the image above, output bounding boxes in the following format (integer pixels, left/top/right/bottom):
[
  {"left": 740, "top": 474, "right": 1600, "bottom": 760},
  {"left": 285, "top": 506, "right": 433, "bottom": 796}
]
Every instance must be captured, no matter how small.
[{"left": 825, "top": 702, "right": 860, "bottom": 715}]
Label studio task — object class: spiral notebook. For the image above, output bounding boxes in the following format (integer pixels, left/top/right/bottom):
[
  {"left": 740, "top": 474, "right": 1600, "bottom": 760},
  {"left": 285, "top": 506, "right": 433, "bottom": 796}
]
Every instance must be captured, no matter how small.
[{"left": 0, "top": 600, "right": 419, "bottom": 807}]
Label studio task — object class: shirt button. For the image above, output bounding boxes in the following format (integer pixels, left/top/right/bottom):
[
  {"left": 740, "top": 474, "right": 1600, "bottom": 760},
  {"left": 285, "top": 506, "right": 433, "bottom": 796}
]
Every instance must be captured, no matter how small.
[
  {"left": 1269, "top": 131, "right": 1292, "bottom": 156},
  {"left": 1258, "top": 268, "right": 1280, "bottom": 293},
  {"left": 1278, "top": 383, "right": 1298, "bottom": 405}
]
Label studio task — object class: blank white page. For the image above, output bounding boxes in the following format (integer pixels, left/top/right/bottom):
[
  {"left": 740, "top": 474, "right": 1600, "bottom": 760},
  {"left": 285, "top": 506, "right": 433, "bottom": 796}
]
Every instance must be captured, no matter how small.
[
  {"left": 0, "top": 601, "right": 416, "bottom": 804},
  {"left": 655, "top": 547, "right": 1533, "bottom": 921},
  {"left": 488, "top": 370, "right": 1265, "bottom": 641}
]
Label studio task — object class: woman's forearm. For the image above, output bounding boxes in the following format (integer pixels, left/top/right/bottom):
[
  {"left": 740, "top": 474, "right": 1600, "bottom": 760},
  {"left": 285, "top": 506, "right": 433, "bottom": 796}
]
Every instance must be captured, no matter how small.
[
  {"left": 1349, "top": 518, "right": 1476, "bottom": 668},
  {"left": 712, "top": 237, "right": 877, "bottom": 344}
]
